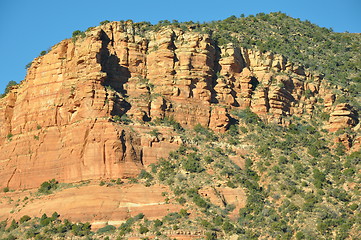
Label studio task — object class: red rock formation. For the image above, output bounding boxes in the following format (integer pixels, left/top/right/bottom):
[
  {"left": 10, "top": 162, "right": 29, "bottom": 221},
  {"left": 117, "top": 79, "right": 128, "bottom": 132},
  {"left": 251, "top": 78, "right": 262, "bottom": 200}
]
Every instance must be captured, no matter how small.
[
  {"left": 334, "top": 133, "right": 354, "bottom": 150},
  {"left": 350, "top": 132, "right": 361, "bottom": 152},
  {"left": 0, "top": 22, "right": 359, "bottom": 190},
  {"left": 0, "top": 183, "right": 181, "bottom": 228},
  {"left": 328, "top": 103, "right": 359, "bottom": 132},
  {"left": 199, "top": 186, "right": 246, "bottom": 219}
]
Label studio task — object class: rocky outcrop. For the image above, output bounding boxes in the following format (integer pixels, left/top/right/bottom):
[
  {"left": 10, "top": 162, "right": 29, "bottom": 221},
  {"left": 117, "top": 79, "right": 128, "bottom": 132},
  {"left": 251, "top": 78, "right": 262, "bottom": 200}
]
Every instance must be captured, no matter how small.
[
  {"left": 328, "top": 103, "right": 359, "bottom": 132},
  {"left": 0, "top": 183, "right": 181, "bottom": 228},
  {"left": 0, "top": 21, "right": 359, "bottom": 189},
  {"left": 199, "top": 186, "right": 246, "bottom": 219}
]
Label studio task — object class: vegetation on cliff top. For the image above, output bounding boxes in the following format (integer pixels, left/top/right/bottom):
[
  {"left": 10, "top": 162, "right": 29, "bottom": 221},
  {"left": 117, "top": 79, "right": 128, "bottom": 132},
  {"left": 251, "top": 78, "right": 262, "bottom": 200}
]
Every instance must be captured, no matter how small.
[
  {"left": 0, "top": 81, "right": 18, "bottom": 98},
  {"left": 4, "top": 12, "right": 360, "bottom": 109},
  {"left": 125, "top": 12, "right": 361, "bottom": 109}
]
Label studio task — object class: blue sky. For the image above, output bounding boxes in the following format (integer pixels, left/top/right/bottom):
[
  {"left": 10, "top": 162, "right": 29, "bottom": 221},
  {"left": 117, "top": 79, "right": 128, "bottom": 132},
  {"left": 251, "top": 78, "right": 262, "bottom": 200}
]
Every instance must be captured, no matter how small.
[{"left": 0, "top": 0, "right": 360, "bottom": 94}]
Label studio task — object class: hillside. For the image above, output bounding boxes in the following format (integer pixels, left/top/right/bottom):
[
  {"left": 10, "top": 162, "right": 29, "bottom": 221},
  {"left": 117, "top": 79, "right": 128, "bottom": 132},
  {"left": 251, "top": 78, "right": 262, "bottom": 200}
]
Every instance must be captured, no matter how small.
[{"left": 0, "top": 13, "right": 360, "bottom": 240}]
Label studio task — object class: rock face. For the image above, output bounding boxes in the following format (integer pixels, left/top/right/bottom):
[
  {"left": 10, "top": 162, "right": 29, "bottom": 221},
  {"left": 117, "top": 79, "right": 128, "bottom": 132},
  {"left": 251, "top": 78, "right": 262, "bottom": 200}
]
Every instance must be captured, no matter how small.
[
  {"left": 0, "top": 183, "right": 181, "bottom": 228},
  {"left": 199, "top": 186, "right": 246, "bottom": 219},
  {"left": 328, "top": 103, "right": 359, "bottom": 132},
  {"left": 0, "top": 21, "right": 359, "bottom": 189}
]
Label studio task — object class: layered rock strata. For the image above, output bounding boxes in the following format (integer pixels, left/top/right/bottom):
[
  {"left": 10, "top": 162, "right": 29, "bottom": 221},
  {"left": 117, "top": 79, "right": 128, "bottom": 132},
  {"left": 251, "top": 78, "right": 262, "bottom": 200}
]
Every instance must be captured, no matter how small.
[
  {"left": 0, "top": 21, "right": 358, "bottom": 189},
  {"left": 328, "top": 103, "right": 359, "bottom": 132}
]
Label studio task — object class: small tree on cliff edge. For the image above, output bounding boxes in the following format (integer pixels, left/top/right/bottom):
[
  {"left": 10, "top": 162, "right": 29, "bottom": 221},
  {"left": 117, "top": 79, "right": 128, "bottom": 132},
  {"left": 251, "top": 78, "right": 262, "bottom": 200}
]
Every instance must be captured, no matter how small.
[{"left": 1, "top": 80, "right": 18, "bottom": 98}]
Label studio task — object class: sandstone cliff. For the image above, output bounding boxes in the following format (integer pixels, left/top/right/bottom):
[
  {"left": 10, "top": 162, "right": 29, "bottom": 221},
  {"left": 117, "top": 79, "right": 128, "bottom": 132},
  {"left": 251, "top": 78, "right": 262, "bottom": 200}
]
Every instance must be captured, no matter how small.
[{"left": 0, "top": 21, "right": 359, "bottom": 190}]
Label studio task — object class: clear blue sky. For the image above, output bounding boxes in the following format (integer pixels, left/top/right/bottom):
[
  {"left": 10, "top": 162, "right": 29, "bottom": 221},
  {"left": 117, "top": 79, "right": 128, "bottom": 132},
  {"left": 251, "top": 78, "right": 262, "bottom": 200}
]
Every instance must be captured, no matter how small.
[{"left": 0, "top": 0, "right": 360, "bottom": 94}]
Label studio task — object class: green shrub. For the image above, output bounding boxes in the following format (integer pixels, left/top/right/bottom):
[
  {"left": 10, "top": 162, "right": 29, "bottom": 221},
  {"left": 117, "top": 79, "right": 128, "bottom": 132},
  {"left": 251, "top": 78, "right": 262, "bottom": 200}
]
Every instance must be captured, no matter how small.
[
  {"left": 225, "top": 204, "right": 236, "bottom": 213},
  {"left": 134, "top": 213, "right": 145, "bottom": 221},
  {"left": 257, "top": 145, "right": 272, "bottom": 158},
  {"left": 313, "top": 169, "right": 326, "bottom": 189},
  {"left": 38, "top": 179, "right": 58, "bottom": 194},
  {"left": 163, "top": 212, "right": 181, "bottom": 222},
  {"left": 232, "top": 108, "right": 263, "bottom": 126},
  {"left": 3, "top": 187, "right": 9, "bottom": 192},
  {"left": 194, "top": 124, "right": 218, "bottom": 141},
  {"left": 0, "top": 220, "right": 7, "bottom": 232},
  {"left": 19, "top": 215, "right": 31, "bottom": 223},
  {"left": 128, "top": 177, "right": 138, "bottom": 183},
  {"left": 349, "top": 203, "right": 358, "bottom": 211},
  {"left": 51, "top": 211, "right": 60, "bottom": 220},
  {"left": 7, "top": 219, "right": 18, "bottom": 231},
  {"left": 97, "top": 224, "right": 116, "bottom": 233},
  {"left": 100, "top": 20, "right": 110, "bottom": 25},
  {"left": 307, "top": 145, "right": 321, "bottom": 157},
  {"left": 176, "top": 197, "right": 186, "bottom": 205},
  {"left": 226, "top": 181, "right": 237, "bottom": 188},
  {"left": 85, "top": 26, "right": 95, "bottom": 32},
  {"left": 40, "top": 50, "right": 47, "bottom": 56},
  {"left": 138, "top": 169, "right": 153, "bottom": 180},
  {"left": 5, "top": 234, "right": 17, "bottom": 240},
  {"left": 183, "top": 156, "right": 204, "bottom": 173},
  {"left": 72, "top": 30, "right": 86, "bottom": 40},
  {"left": 319, "top": 112, "right": 330, "bottom": 121},
  {"left": 119, "top": 218, "right": 134, "bottom": 236},
  {"left": 1, "top": 81, "right": 18, "bottom": 97},
  {"left": 153, "top": 219, "right": 163, "bottom": 227},
  {"left": 201, "top": 219, "right": 212, "bottom": 228},
  {"left": 120, "top": 114, "right": 132, "bottom": 124},
  {"left": 6, "top": 133, "right": 13, "bottom": 140},
  {"left": 213, "top": 215, "right": 224, "bottom": 226},
  {"left": 25, "top": 62, "right": 32, "bottom": 69},
  {"left": 25, "top": 228, "right": 38, "bottom": 239},
  {"left": 335, "top": 143, "right": 346, "bottom": 156},
  {"left": 206, "top": 232, "right": 217, "bottom": 240},
  {"left": 113, "top": 114, "right": 132, "bottom": 124},
  {"left": 302, "top": 193, "right": 319, "bottom": 211},
  {"left": 179, "top": 209, "right": 189, "bottom": 218},
  {"left": 239, "top": 126, "right": 248, "bottom": 133},
  {"left": 157, "top": 159, "right": 176, "bottom": 181},
  {"left": 71, "top": 222, "right": 91, "bottom": 236},
  {"left": 304, "top": 89, "right": 312, "bottom": 98},
  {"left": 204, "top": 156, "right": 214, "bottom": 163},
  {"left": 56, "top": 219, "right": 73, "bottom": 233},
  {"left": 192, "top": 194, "right": 210, "bottom": 209},
  {"left": 295, "top": 231, "right": 305, "bottom": 239},
  {"left": 330, "top": 188, "right": 350, "bottom": 202},
  {"left": 278, "top": 156, "right": 288, "bottom": 164},
  {"left": 40, "top": 214, "right": 51, "bottom": 226},
  {"left": 154, "top": 116, "right": 184, "bottom": 132},
  {"left": 148, "top": 129, "right": 160, "bottom": 138},
  {"left": 139, "top": 225, "right": 149, "bottom": 234},
  {"left": 223, "top": 221, "right": 234, "bottom": 232},
  {"left": 343, "top": 167, "right": 355, "bottom": 177},
  {"left": 116, "top": 178, "right": 124, "bottom": 185}
]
